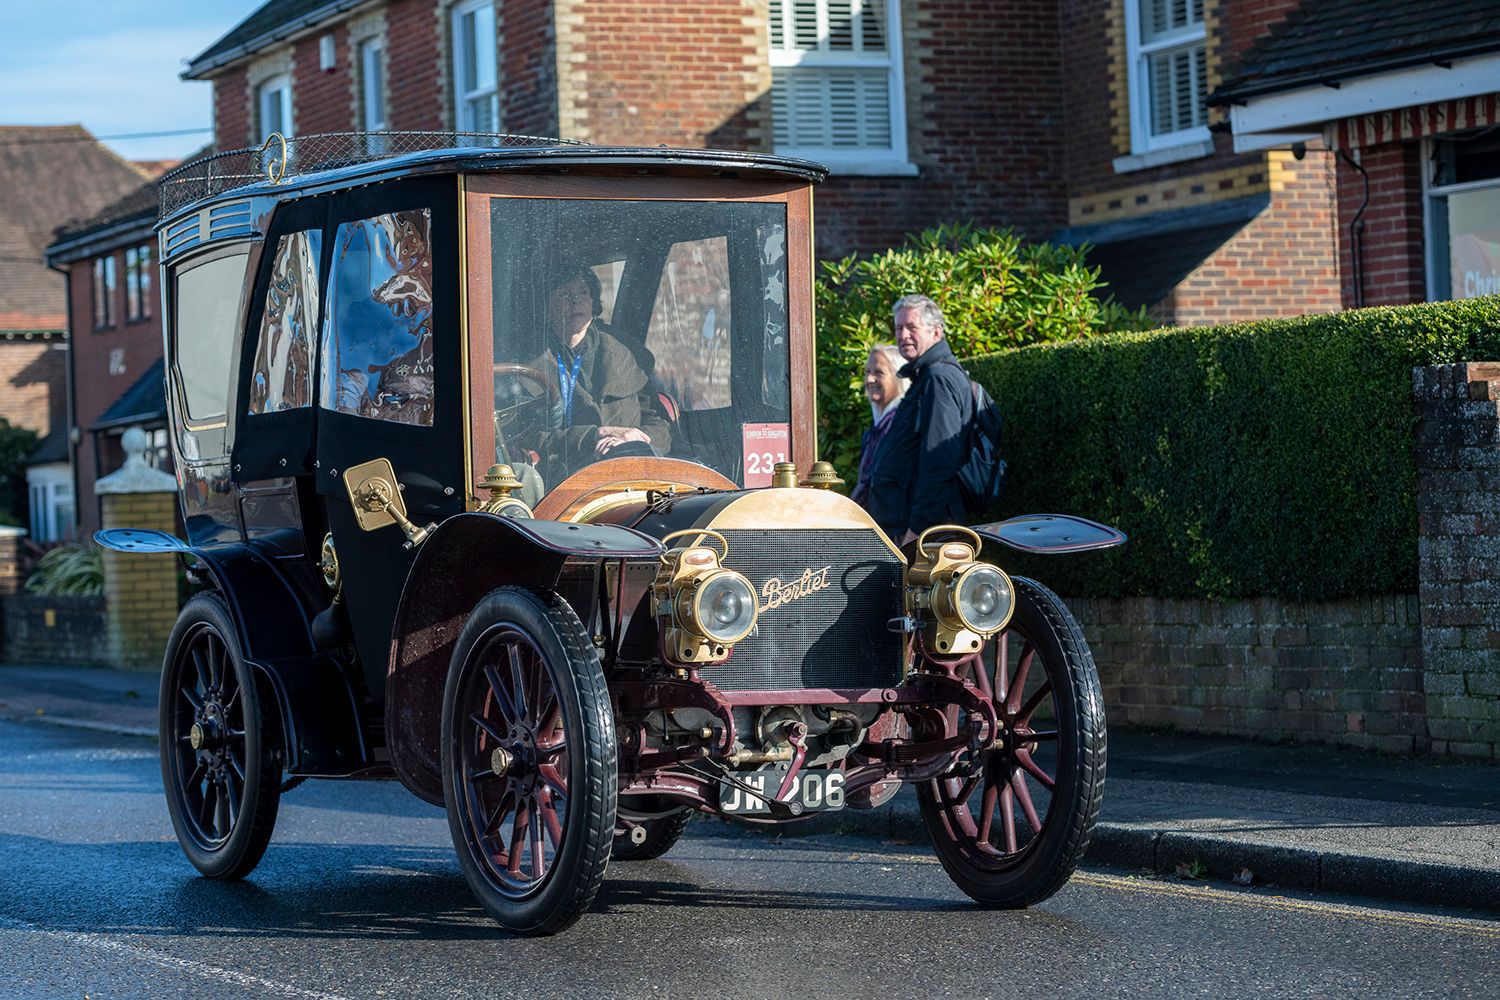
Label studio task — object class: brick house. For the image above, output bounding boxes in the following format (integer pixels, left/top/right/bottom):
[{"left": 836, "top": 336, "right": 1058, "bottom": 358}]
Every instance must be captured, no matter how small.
[
  {"left": 179, "top": 1, "right": 1497, "bottom": 322},
  {"left": 44, "top": 181, "right": 174, "bottom": 539},
  {"left": 0, "top": 126, "right": 148, "bottom": 541}
]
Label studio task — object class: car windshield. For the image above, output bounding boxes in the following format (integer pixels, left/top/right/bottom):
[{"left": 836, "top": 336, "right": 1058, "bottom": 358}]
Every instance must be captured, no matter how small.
[{"left": 482, "top": 197, "right": 792, "bottom": 499}]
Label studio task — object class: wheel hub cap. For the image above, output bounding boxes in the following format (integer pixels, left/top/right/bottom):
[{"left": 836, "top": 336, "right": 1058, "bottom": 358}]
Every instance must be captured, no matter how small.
[
  {"left": 189, "top": 723, "right": 205, "bottom": 750},
  {"left": 490, "top": 746, "right": 513, "bottom": 777}
]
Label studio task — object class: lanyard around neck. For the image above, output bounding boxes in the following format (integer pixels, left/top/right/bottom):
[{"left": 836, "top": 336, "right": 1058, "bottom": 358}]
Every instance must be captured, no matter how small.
[{"left": 556, "top": 351, "right": 584, "bottom": 428}]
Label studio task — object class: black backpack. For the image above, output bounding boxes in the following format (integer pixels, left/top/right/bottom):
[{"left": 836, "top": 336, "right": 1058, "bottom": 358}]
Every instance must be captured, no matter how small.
[{"left": 953, "top": 370, "right": 1006, "bottom": 512}]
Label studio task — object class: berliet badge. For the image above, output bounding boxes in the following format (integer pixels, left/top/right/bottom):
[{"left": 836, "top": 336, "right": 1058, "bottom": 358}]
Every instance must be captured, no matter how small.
[{"left": 760, "top": 565, "right": 833, "bottom": 611}]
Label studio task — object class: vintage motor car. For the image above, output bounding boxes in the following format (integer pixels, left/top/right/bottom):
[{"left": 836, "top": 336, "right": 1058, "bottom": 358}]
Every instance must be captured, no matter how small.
[{"left": 99, "top": 131, "right": 1124, "bottom": 935}]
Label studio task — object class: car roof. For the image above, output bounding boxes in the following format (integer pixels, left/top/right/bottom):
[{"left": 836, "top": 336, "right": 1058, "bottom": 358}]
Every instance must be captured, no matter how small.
[{"left": 156, "top": 133, "right": 828, "bottom": 233}]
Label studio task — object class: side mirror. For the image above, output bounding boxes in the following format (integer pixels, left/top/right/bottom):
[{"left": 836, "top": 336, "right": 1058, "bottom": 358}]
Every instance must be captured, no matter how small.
[{"left": 343, "top": 457, "right": 436, "bottom": 548}]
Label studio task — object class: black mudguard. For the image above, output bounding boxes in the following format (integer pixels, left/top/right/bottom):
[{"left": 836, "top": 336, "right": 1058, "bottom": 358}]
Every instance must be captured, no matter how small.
[
  {"left": 386, "top": 512, "right": 662, "bottom": 805},
  {"left": 971, "top": 514, "right": 1127, "bottom": 554},
  {"left": 95, "top": 528, "right": 370, "bottom": 776}
]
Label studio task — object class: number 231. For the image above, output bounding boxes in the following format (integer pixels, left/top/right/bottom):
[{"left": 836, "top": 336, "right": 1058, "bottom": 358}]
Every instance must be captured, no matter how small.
[{"left": 745, "top": 451, "right": 786, "bottom": 474}]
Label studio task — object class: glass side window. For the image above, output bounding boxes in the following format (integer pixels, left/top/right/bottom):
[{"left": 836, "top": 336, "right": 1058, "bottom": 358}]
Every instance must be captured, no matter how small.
[
  {"left": 174, "top": 251, "right": 250, "bottom": 422},
  {"left": 248, "top": 229, "right": 321, "bottom": 414},
  {"left": 484, "top": 197, "right": 791, "bottom": 493},
  {"left": 319, "top": 209, "right": 435, "bottom": 425}
]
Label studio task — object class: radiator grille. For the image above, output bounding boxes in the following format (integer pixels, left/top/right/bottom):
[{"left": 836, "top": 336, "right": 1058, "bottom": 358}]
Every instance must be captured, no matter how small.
[{"left": 708, "top": 529, "right": 904, "bottom": 691}]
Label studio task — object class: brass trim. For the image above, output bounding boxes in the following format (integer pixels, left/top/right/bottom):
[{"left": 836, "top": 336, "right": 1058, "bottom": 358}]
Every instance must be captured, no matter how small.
[
  {"left": 457, "top": 173, "right": 475, "bottom": 510},
  {"left": 318, "top": 533, "right": 340, "bottom": 590},
  {"left": 806, "top": 184, "right": 818, "bottom": 462},
  {"left": 702, "top": 489, "right": 905, "bottom": 562},
  {"left": 261, "top": 132, "right": 288, "bottom": 185}
]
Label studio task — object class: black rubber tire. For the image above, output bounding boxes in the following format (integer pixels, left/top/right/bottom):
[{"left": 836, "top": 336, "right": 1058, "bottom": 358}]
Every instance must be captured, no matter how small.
[
  {"left": 918, "top": 577, "right": 1106, "bottom": 908},
  {"left": 613, "top": 797, "right": 692, "bottom": 861},
  {"left": 159, "top": 593, "right": 283, "bottom": 879},
  {"left": 441, "top": 586, "right": 617, "bottom": 935}
]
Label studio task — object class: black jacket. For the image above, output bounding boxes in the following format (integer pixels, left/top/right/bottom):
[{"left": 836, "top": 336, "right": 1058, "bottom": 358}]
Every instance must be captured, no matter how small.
[{"left": 864, "top": 339, "right": 972, "bottom": 538}]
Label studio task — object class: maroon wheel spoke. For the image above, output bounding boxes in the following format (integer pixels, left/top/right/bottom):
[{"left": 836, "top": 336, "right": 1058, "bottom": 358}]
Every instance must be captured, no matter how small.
[
  {"left": 482, "top": 787, "right": 517, "bottom": 837},
  {"left": 969, "top": 653, "right": 994, "bottom": 701},
  {"left": 507, "top": 804, "right": 531, "bottom": 876},
  {"left": 530, "top": 800, "right": 546, "bottom": 879},
  {"left": 976, "top": 781, "right": 999, "bottom": 844},
  {"left": 993, "top": 632, "right": 1010, "bottom": 704},
  {"left": 538, "top": 788, "right": 564, "bottom": 850},
  {"left": 537, "top": 761, "right": 568, "bottom": 801},
  {"left": 1014, "top": 748, "right": 1055, "bottom": 790},
  {"left": 1006, "top": 644, "right": 1035, "bottom": 715},
  {"left": 1012, "top": 771, "right": 1043, "bottom": 833},
  {"left": 534, "top": 694, "right": 561, "bottom": 743},
  {"left": 482, "top": 664, "right": 518, "bottom": 723},
  {"left": 1000, "top": 783, "right": 1018, "bottom": 854},
  {"left": 506, "top": 645, "right": 529, "bottom": 721},
  {"left": 954, "top": 770, "right": 981, "bottom": 806},
  {"left": 1016, "top": 679, "right": 1053, "bottom": 727}
]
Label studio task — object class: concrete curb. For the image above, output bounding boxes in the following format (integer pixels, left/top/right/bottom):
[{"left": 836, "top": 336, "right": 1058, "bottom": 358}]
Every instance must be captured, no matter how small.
[{"left": 725, "top": 802, "right": 1500, "bottom": 916}]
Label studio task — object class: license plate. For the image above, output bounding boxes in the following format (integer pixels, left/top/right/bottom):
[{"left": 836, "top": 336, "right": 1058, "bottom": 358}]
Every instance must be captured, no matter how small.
[{"left": 719, "top": 768, "right": 846, "bottom": 815}]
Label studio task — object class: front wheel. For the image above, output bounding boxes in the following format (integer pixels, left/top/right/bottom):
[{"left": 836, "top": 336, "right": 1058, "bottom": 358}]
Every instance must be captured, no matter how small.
[
  {"left": 159, "top": 594, "right": 283, "bottom": 879},
  {"left": 441, "top": 586, "right": 617, "bottom": 935},
  {"left": 918, "top": 577, "right": 1106, "bottom": 907}
]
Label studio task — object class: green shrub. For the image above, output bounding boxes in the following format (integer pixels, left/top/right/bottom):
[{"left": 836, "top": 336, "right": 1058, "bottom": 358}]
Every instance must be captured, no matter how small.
[
  {"left": 814, "top": 224, "right": 1151, "bottom": 472},
  {"left": 969, "top": 296, "right": 1500, "bottom": 600},
  {"left": 0, "top": 419, "right": 38, "bottom": 526},
  {"left": 25, "top": 544, "right": 104, "bottom": 597}
]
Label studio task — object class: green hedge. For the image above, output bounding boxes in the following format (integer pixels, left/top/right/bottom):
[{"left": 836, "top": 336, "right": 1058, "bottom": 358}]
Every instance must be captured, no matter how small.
[{"left": 967, "top": 297, "right": 1500, "bottom": 600}]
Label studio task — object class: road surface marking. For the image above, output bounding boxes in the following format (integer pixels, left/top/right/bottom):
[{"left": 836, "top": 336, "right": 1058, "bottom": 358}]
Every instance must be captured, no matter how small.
[{"left": 0, "top": 914, "right": 351, "bottom": 999}]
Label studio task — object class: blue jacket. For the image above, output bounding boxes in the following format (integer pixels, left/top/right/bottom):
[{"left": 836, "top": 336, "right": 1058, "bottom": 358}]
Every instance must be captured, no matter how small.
[{"left": 864, "top": 339, "right": 972, "bottom": 538}]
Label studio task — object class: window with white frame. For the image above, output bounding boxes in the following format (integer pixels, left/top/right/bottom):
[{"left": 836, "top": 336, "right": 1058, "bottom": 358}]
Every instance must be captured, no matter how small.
[
  {"left": 257, "top": 74, "right": 294, "bottom": 140},
  {"left": 1125, "top": 0, "right": 1208, "bottom": 152},
  {"left": 452, "top": 0, "right": 498, "bottom": 133},
  {"left": 361, "top": 38, "right": 387, "bottom": 133},
  {"left": 768, "top": 0, "right": 909, "bottom": 172}
]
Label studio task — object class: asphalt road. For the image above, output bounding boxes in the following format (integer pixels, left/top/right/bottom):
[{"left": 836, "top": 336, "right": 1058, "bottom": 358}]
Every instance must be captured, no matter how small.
[{"left": 2, "top": 719, "right": 1497, "bottom": 1000}]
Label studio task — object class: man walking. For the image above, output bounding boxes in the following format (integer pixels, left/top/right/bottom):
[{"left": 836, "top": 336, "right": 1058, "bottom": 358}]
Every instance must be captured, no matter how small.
[{"left": 864, "top": 294, "right": 972, "bottom": 545}]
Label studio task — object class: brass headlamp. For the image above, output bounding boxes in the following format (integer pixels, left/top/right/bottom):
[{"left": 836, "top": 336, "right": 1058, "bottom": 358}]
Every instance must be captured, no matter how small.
[
  {"left": 476, "top": 464, "right": 533, "bottom": 519},
  {"left": 652, "top": 529, "right": 759, "bottom": 664},
  {"left": 904, "top": 525, "right": 1015, "bottom": 654}
]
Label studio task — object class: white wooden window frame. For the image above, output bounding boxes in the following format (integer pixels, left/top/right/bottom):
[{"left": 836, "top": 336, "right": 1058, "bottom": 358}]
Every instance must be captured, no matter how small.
[
  {"left": 1123, "top": 0, "right": 1210, "bottom": 155},
  {"left": 361, "top": 38, "right": 388, "bottom": 132},
  {"left": 257, "top": 73, "right": 294, "bottom": 141},
  {"left": 769, "top": 0, "right": 913, "bottom": 176},
  {"left": 451, "top": 0, "right": 499, "bottom": 133}
]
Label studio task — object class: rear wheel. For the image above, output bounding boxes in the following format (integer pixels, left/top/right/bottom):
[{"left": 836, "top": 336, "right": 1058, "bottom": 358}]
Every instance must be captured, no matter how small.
[
  {"left": 159, "top": 594, "right": 282, "bottom": 879},
  {"left": 918, "top": 577, "right": 1105, "bottom": 907},
  {"left": 442, "top": 586, "right": 617, "bottom": 935}
]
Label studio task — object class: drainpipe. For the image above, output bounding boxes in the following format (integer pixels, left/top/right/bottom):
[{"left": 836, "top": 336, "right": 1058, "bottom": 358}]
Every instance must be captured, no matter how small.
[{"left": 1338, "top": 149, "right": 1370, "bottom": 308}]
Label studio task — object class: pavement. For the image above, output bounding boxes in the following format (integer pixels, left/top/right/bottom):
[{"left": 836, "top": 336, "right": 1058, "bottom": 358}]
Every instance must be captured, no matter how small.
[{"left": 2, "top": 662, "right": 1497, "bottom": 915}]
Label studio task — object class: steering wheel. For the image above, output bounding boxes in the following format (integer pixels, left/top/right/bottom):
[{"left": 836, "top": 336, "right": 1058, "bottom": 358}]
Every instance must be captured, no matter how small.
[{"left": 493, "top": 363, "right": 557, "bottom": 463}]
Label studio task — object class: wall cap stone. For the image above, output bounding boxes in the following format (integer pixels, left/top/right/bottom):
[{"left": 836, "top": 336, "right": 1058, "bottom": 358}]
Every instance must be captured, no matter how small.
[{"left": 96, "top": 427, "right": 177, "bottom": 495}]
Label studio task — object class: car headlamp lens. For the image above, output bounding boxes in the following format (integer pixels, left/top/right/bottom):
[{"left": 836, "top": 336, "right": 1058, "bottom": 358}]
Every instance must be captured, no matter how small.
[
  {"left": 689, "top": 571, "right": 758, "bottom": 644},
  {"left": 954, "top": 565, "right": 1013, "bottom": 634}
]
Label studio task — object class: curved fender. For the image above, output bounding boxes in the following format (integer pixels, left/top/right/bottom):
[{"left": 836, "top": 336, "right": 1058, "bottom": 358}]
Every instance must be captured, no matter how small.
[
  {"left": 386, "top": 512, "right": 662, "bottom": 805},
  {"left": 971, "top": 514, "right": 1127, "bottom": 555},
  {"left": 95, "top": 528, "right": 368, "bottom": 775}
]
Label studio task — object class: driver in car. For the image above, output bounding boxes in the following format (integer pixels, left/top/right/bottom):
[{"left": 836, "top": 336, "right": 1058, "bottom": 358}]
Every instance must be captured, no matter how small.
[{"left": 526, "top": 268, "right": 672, "bottom": 477}]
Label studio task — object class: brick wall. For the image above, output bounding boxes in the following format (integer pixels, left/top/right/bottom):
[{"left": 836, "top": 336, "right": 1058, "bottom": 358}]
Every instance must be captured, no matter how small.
[
  {"left": 292, "top": 26, "right": 354, "bottom": 135},
  {"left": 1337, "top": 141, "right": 1426, "bottom": 307},
  {"left": 214, "top": 66, "right": 251, "bottom": 150},
  {"left": 0, "top": 338, "right": 64, "bottom": 439},
  {"left": 1155, "top": 148, "right": 1342, "bottom": 324},
  {"left": 386, "top": 0, "right": 444, "bottom": 131},
  {"left": 1413, "top": 363, "right": 1500, "bottom": 758},
  {"left": 66, "top": 251, "right": 166, "bottom": 536},
  {"left": 498, "top": 0, "right": 558, "bottom": 135},
  {"left": 100, "top": 491, "right": 179, "bottom": 668},
  {"left": 2, "top": 595, "right": 109, "bottom": 666},
  {"left": 1069, "top": 593, "right": 1426, "bottom": 753}
]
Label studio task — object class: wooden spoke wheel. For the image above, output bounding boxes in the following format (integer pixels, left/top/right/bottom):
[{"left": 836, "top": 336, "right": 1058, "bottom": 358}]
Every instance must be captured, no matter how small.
[
  {"left": 918, "top": 577, "right": 1106, "bottom": 908},
  {"left": 442, "top": 586, "right": 616, "bottom": 935},
  {"left": 159, "top": 594, "right": 282, "bottom": 879}
]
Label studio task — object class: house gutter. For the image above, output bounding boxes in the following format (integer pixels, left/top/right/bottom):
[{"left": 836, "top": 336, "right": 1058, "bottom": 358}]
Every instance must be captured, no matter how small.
[
  {"left": 45, "top": 214, "right": 156, "bottom": 267},
  {"left": 181, "top": 0, "right": 374, "bottom": 80},
  {"left": 1211, "top": 39, "right": 1500, "bottom": 106}
]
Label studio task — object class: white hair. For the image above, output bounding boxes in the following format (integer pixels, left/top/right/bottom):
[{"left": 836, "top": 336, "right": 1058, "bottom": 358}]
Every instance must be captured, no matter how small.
[{"left": 867, "top": 343, "right": 909, "bottom": 421}]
